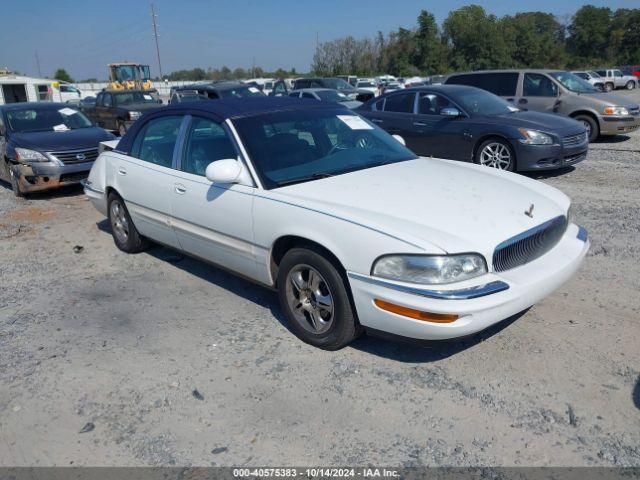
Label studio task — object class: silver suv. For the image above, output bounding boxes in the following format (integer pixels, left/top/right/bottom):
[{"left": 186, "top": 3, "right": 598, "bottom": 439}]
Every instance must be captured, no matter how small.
[
  {"left": 445, "top": 69, "right": 640, "bottom": 141},
  {"left": 595, "top": 69, "right": 637, "bottom": 91}
]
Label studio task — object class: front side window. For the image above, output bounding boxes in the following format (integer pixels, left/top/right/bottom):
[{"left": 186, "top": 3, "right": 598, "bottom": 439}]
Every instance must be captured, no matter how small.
[
  {"left": 384, "top": 92, "right": 416, "bottom": 113},
  {"left": 233, "top": 109, "right": 418, "bottom": 189},
  {"left": 181, "top": 117, "right": 236, "bottom": 176},
  {"left": 523, "top": 73, "right": 558, "bottom": 97},
  {"left": 103, "top": 93, "right": 113, "bottom": 107},
  {"left": 5, "top": 106, "right": 93, "bottom": 133},
  {"left": 418, "top": 93, "right": 454, "bottom": 115},
  {"left": 131, "top": 116, "right": 183, "bottom": 168}
]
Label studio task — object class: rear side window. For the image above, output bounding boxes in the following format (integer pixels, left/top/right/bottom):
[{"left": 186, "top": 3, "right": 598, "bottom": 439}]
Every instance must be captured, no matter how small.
[
  {"left": 447, "top": 73, "right": 518, "bottom": 96},
  {"left": 181, "top": 117, "right": 236, "bottom": 176},
  {"left": 384, "top": 92, "right": 416, "bottom": 113},
  {"left": 523, "top": 73, "right": 558, "bottom": 97},
  {"left": 131, "top": 115, "right": 183, "bottom": 168}
]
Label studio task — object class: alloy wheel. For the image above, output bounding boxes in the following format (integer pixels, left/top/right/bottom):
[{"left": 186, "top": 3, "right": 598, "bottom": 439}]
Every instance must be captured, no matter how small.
[
  {"left": 479, "top": 142, "right": 512, "bottom": 170},
  {"left": 110, "top": 200, "right": 129, "bottom": 243},
  {"left": 581, "top": 120, "right": 592, "bottom": 137},
  {"left": 285, "top": 264, "right": 334, "bottom": 334}
]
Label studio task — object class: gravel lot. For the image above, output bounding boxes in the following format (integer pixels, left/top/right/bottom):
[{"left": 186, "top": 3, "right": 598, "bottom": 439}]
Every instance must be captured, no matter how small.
[{"left": 1, "top": 90, "right": 639, "bottom": 467}]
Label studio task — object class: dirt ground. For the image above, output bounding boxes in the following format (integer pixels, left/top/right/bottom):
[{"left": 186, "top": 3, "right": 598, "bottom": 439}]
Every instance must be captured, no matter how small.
[{"left": 1, "top": 91, "right": 639, "bottom": 467}]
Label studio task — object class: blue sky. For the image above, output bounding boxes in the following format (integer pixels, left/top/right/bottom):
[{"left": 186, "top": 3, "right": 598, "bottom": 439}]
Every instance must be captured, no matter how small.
[{"left": 2, "top": 0, "right": 638, "bottom": 80}]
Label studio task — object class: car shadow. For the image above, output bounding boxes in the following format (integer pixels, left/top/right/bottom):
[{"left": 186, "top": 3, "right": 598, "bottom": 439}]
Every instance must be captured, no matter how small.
[
  {"left": 592, "top": 135, "right": 631, "bottom": 144},
  {"left": 0, "top": 179, "right": 84, "bottom": 200},
  {"left": 96, "top": 219, "right": 526, "bottom": 362},
  {"left": 522, "top": 166, "right": 576, "bottom": 180},
  {"left": 633, "top": 376, "right": 640, "bottom": 410}
]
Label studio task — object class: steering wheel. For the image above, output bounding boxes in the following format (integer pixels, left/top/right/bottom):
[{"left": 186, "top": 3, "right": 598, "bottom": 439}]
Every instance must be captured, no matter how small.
[{"left": 327, "top": 142, "right": 352, "bottom": 156}]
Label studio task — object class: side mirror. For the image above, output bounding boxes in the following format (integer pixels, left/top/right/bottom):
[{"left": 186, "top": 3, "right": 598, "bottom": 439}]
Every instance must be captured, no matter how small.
[
  {"left": 205, "top": 159, "right": 243, "bottom": 184},
  {"left": 441, "top": 107, "right": 461, "bottom": 118},
  {"left": 392, "top": 134, "right": 406, "bottom": 146}
]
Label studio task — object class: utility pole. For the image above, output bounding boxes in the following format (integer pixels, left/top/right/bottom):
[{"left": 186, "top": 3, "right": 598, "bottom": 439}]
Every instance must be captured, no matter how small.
[
  {"left": 150, "top": 2, "right": 163, "bottom": 80},
  {"left": 35, "top": 50, "right": 42, "bottom": 77},
  {"left": 316, "top": 31, "right": 319, "bottom": 51},
  {"left": 252, "top": 57, "right": 256, "bottom": 78}
]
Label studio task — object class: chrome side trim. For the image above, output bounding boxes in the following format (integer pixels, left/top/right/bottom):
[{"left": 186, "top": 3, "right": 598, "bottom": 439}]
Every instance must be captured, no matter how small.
[
  {"left": 81, "top": 180, "right": 104, "bottom": 195},
  {"left": 577, "top": 225, "right": 588, "bottom": 242},
  {"left": 347, "top": 272, "right": 509, "bottom": 300}
]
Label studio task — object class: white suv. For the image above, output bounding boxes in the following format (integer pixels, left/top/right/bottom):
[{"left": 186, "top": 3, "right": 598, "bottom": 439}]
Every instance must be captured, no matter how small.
[{"left": 595, "top": 69, "right": 637, "bottom": 91}]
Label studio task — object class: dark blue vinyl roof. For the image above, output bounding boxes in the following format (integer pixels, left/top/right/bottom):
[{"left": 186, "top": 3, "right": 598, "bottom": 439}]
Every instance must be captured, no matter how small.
[{"left": 163, "top": 97, "right": 347, "bottom": 120}]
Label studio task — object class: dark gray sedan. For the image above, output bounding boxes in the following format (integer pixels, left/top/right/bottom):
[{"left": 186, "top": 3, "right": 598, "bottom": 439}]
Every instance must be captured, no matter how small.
[{"left": 356, "top": 85, "right": 588, "bottom": 172}]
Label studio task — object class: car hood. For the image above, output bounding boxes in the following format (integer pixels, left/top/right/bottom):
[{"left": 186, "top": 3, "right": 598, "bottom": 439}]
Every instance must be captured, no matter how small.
[
  {"left": 270, "top": 158, "right": 569, "bottom": 258},
  {"left": 11, "top": 127, "right": 116, "bottom": 151},
  {"left": 487, "top": 110, "right": 585, "bottom": 134},
  {"left": 120, "top": 102, "right": 162, "bottom": 111},
  {"left": 581, "top": 92, "right": 640, "bottom": 109}
]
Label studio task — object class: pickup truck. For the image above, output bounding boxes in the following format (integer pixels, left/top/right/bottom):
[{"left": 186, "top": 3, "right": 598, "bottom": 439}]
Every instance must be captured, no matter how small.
[
  {"left": 594, "top": 69, "right": 637, "bottom": 92},
  {"left": 81, "top": 90, "right": 163, "bottom": 136}
]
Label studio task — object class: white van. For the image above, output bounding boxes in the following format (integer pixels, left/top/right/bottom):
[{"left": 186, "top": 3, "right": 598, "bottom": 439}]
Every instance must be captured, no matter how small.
[{"left": 0, "top": 75, "right": 85, "bottom": 105}]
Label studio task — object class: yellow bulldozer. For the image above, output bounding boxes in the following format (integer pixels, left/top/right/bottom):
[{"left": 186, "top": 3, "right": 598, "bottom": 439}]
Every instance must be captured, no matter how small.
[{"left": 108, "top": 63, "right": 154, "bottom": 91}]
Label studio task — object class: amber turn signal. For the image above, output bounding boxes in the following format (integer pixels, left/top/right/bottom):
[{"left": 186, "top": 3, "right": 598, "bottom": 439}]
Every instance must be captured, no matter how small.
[{"left": 374, "top": 299, "right": 459, "bottom": 323}]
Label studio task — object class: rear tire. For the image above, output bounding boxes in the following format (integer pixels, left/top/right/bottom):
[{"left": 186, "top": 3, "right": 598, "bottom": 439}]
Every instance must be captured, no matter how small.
[
  {"left": 277, "top": 247, "right": 360, "bottom": 350},
  {"left": 574, "top": 114, "right": 599, "bottom": 142},
  {"left": 107, "top": 192, "right": 148, "bottom": 253},
  {"left": 604, "top": 82, "right": 614, "bottom": 92},
  {"left": 626, "top": 80, "right": 636, "bottom": 90}
]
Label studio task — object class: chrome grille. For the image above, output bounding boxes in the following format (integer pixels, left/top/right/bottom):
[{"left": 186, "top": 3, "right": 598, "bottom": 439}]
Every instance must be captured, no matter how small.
[
  {"left": 48, "top": 147, "right": 99, "bottom": 165},
  {"left": 492, "top": 216, "right": 568, "bottom": 272},
  {"left": 563, "top": 132, "right": 587, "bottom": 147}
]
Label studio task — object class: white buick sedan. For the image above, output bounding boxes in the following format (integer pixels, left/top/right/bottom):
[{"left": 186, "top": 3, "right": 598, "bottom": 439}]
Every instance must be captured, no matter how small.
[{"left": 84, "top": 98, "right": 589, "bottom": 350}]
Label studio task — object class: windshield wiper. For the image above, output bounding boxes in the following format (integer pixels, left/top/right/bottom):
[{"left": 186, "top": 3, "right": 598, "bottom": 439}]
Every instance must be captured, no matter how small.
[{"left": 276, "top": 172, "right": 334, "bottom": 187}]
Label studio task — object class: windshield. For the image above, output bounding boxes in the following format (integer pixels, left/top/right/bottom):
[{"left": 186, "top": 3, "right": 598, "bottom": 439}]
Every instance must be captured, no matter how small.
[
  {"left": 357, "top": 81, "right": 375, "bottom": 87},
  {"left": 315, "top": 90, "right": 348, "bottom": 102},
  {"left": 588, "top": 71, "right": 602, "bottom": 78},
  {"left": 5, "top": 106, "right": 93, "bottom": 133},
  {"left": 321, "top": 78, "right": 353, "bottom": 90},
  {"left": 114, "top": 92, "right": 157, "bottom": 105},
  {"left": 233, "top": 109, "right": 418, "bottom": 189},
  {"left": 452, "top": 89, "right": 520, "bottom": 116},
  {"left": 549, "top": 72, "right": 598, "bottom": 93},
  {"left": 218, "top": 86, "right": 266, "bottom": 98}
]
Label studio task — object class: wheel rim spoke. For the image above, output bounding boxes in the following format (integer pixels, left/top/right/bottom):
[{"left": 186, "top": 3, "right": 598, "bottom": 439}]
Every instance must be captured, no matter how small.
[{"left": 285, "top": 265, "right": 334, "bottom": 334}]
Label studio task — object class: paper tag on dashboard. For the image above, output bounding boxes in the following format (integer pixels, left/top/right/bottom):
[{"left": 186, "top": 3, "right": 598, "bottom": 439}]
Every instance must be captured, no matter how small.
[
  {"left": 58, "top": 107, "right": 78, "bottom": 116},
  {"left": 53, "top": 124, "right": 70, "bottom": 132},
  {"left": 337, "top": 115, "right": 373, "bottom": 130},
  {"left": 143, "top": 94, "right": 153, "bottom": 100},
  {"left": 248, "top": 87, "right": 260, "bottom": 93}
]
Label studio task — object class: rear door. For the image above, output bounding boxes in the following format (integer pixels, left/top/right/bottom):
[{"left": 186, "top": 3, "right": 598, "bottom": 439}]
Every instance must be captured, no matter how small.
[
  {"left": 518, "top": 73, "right": 560, "bottom": 113},
  {"left": 370, "top": 91, "right": 416, "bottom": 144},
  {"left": 170, "top": 115, "right": 257, "bottom": 279},
  {"left": 113, "top": 114, "right": 186, "bottom": 248}
]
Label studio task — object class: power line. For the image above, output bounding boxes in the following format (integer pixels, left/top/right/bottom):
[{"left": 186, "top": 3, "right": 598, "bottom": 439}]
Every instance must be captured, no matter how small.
[{"left": 151, "top": 2, "right": 163, "bottom": 79}]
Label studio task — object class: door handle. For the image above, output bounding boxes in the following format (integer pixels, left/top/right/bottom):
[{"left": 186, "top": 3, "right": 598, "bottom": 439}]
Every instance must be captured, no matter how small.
[
  {"left": 174, "top": 183, "right": 186, "bottom": 194},
  {"left": 518, "top": 98, "right": 528, "bottom": 104},
  {"left": 370, "top": 118, "right": 383, "bottom": 123},
  {"left": 413, "top": 122, "right": 427, "bottom": 127},
  {"left": 117, "top": 167, "right": 127, "bottom": 175}
]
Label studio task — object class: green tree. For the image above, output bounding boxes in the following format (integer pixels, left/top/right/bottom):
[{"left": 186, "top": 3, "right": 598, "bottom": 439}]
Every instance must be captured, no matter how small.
[
  {"left": 54, "top": 68, "right": 74, "bottom": 83},
  {"left": 566, "top": 6, "right": 612, "bottom": 66},
  {"left": 443, "top": 5, "right": 510, "bottom": 71},
  {"left": 413, "top": 10, "right": 449, "bottom": 74},
  {"left": 501, "top": 12, "right": 566, "bottom": 68}
]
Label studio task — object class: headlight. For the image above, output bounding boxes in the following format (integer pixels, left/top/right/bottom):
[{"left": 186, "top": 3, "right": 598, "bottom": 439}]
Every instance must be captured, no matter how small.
[
  {"left": 14, "top": 148, "right": 49, "bottom": 163},
  {"left": 518, "top": 128, "right": 554, "bottom": 145},
  {"left": 372, "top": 254, "right": 487, "bottom": 285},
  {"left": 603, "top": 106, "right": 629, "bottom": 116},
  {"left": 128, "top": 111, "right": 142, "bottom": 120}
]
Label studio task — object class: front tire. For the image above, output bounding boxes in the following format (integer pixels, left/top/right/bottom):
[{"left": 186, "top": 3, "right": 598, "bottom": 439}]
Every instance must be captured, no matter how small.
[
  {"left": 475, "top": 138, "right": 515, "bottom": 171},
  {"left": 604, "top": 82, "right": 614, "bottom": 92},
  {"left": 626, "top": 80, "right": 636, "bottom": 90},
  {"left": 277, "top": 247, "right": 360, "bottom": 350},
  {"left": 107, "top": 192, "right": 148, "bottom": 253},
  {"left": 574, "top": 114, "right": 599, "bottom": 142}
]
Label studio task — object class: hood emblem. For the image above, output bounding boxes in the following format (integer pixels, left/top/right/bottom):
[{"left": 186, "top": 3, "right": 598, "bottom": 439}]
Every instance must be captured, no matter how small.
[
  {"left": 525, "top": 204, "right": 534, "bottom": 218},
  {"left": 76, "top": 153, "right": 86, "bottom": 161}
]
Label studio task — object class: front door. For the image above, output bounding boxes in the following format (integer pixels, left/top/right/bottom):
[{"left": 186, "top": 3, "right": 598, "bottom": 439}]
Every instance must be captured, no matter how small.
[
  {"left": 114, "top": 114, "right": 185, "bottom": 248},
  {"left": 170, "top": 116, "right": 257, "bottom": 279},
  {"left": 518, "top": 73, "right": 560, "bottom": 113}
]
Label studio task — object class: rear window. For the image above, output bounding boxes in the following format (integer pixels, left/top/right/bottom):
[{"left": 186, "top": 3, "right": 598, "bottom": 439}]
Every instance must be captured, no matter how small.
[
  {"left": 446, "top": 73, "right": 518, "bottom": 96},
  {"left": 383, "top": 92, "right": 415, "bottom": 113}
]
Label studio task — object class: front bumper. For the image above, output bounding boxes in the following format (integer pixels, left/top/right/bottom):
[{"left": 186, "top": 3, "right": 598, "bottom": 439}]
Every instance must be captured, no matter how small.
[
  {"left": 10, "top": 161, "right": 93, "bottom": 193},
  {"left": 513, "top": 141, "right": 588, "bottom": 171},
  {"left": 347, "top": 223, "right": 589, "bottom": 340},
  {"left": 598, "top": 115, "right": 640, "bottom": 135}
]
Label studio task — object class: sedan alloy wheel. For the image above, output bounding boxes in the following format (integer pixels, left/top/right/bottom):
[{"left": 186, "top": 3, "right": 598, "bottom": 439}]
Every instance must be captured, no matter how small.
[
  {"left": 285, "top": 264, "right": 334, "bottom": 334},
  {"left": 479, "top": 142, "right": 512, "bottom": 170}
]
